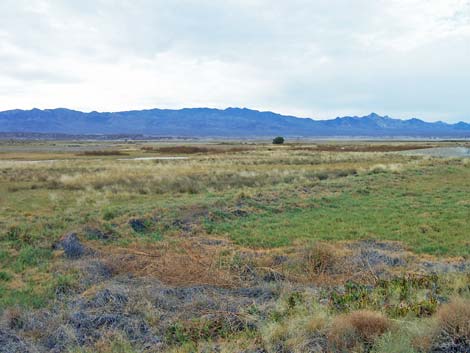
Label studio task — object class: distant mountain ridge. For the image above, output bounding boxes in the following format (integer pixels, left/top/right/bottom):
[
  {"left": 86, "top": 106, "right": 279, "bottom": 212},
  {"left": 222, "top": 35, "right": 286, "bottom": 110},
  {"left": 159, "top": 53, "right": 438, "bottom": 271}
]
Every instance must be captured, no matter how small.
[{"left": 0, "top": 107, "right": 469, "bottom": 137}]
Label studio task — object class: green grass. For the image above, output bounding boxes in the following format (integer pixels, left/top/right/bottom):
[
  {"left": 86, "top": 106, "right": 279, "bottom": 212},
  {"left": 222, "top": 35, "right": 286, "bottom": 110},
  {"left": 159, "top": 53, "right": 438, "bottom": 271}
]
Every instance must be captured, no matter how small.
[
  {"left": 12, "top": 246, "right": 52, "bottom": 272},
  {"left": 205, "top": 164, "right": 470, "bottom": 255}
]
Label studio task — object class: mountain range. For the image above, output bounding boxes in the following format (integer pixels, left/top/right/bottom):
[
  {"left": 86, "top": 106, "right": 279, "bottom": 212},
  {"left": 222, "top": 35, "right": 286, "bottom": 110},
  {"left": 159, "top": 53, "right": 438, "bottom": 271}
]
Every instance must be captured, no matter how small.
[{"left": 0, "top": 107, "right": 469, "bottom": 138}]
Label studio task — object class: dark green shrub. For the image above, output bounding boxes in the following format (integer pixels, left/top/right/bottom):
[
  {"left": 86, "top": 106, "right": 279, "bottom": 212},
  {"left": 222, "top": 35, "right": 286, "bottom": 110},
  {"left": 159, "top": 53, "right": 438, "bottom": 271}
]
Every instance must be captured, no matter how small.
[{"left": 0, "top": 271, "right": 12, "bottom": 281}]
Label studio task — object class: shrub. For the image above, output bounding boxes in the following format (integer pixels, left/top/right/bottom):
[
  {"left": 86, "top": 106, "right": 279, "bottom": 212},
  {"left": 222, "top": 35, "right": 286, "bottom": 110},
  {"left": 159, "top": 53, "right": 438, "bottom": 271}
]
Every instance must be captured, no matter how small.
[
  {"left": 272, "top": 136, "right": 285, "bottom": 145},
  {"left": 103, "top": 208, "right": 119, "bottom": 220},
  {"left": 329, "top": 275, "right": 440, "bottom": 318},
  {"left": 303, "top": 242, "right": 338, "bottom": 275},
  {"left": 1, "top": 307, "right": 24, "bottom": 329},
  {"left": 334, "top": 168, "right": 357, "bottom": 178},
  {"left": 328, "top": 310, "right": 391, "bottom": 352},
  {"left": 316, "top": 171, "right": 329, "bottom": 180},
  {"left": 432, "top": 298, "right": 470, "bottom": 350}
]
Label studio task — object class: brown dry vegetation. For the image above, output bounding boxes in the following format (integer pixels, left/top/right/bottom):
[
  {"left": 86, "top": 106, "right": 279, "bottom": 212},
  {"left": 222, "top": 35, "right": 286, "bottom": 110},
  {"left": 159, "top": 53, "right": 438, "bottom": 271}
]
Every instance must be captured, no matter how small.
[
  {"left": 434, "top": 298, "right": 470, "bottom": 346},
  {"left": 103, "top": 240, "right": 237, "bottom": 287},
  {"left": 141, "top": 145, "right": 253, "bottom": 154},
  {"left": 97, "top": 239, "right": 355, "bottom": 289},
  {"left": 76, "top": 150, "right": 130, "bottom": 156},
  {"left": 328, "top": 310, "right": 392, "bottom": 351},
  {"left": 302, "top": 242, "right": 341, "bottom": 276}
]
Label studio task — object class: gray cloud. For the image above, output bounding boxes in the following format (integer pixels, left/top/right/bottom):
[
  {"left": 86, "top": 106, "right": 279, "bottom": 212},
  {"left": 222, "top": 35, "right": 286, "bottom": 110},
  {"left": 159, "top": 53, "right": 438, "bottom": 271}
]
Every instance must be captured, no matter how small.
[{"left": 0, "top": 0, "right": 469, "bottom": 121}]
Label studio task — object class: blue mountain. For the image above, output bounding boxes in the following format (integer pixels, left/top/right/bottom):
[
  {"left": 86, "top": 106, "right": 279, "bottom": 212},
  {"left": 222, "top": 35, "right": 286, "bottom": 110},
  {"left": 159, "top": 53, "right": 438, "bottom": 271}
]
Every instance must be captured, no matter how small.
[{"left": 0, "top": 107, "right": 469, "bottom": 137}]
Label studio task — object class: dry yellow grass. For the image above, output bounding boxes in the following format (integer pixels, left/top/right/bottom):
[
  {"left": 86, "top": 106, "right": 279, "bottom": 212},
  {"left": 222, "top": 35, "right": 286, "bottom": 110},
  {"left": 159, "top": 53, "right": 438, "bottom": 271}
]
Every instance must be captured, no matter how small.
[
  {"left": 101, "top": 240, "right": 238, "bottom": 287},
  {"left": 0, "top": 147, "right": 409, "bottom": 195}
]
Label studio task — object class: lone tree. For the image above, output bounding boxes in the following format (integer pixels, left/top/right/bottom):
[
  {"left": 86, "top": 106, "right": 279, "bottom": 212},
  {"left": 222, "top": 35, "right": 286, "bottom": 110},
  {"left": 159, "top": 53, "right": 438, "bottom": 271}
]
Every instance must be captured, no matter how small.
[{"left": 272, "top": 136, "right": 285, "bottom": 145}]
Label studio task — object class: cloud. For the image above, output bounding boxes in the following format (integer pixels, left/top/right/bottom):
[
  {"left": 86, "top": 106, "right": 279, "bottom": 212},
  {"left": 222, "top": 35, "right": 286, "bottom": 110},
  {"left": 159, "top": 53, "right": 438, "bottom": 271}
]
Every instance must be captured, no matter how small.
[{"left": 0, "top": 0, "right": 469, "bottom": 122}]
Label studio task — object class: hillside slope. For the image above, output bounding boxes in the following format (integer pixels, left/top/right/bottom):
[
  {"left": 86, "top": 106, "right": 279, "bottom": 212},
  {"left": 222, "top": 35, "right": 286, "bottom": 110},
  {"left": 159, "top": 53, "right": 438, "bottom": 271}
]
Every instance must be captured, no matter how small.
[{"left": 0, "top": 107, "right": 469, "bottom": 137}]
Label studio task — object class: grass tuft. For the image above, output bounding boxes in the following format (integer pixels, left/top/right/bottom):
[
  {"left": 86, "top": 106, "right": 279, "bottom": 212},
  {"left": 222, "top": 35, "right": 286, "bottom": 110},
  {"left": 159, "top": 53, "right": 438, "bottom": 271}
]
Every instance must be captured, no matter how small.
[{"left": 328, "top": 310, "right": 391, "bottom": 352}]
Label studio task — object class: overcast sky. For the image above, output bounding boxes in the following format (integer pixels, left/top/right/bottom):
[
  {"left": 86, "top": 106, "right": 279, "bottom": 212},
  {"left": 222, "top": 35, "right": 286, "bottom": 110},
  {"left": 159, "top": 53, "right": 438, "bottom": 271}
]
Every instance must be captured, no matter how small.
[{"left": 1, "top": 0, "right": 469, "bottom": 122}]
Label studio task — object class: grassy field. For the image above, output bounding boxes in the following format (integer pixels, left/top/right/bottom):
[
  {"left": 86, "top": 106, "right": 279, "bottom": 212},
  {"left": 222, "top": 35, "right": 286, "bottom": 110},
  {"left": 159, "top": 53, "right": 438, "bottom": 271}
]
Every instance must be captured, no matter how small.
[{"left": 0, "top": 140, "right": 469, "bottom": 352}]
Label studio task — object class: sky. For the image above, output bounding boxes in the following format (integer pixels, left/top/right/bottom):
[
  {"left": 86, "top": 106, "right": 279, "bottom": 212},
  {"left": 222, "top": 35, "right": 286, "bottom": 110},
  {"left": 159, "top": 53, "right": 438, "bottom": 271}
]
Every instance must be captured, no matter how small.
[{"left": 1, "top": 0, "right": 470, "bottom": 122}]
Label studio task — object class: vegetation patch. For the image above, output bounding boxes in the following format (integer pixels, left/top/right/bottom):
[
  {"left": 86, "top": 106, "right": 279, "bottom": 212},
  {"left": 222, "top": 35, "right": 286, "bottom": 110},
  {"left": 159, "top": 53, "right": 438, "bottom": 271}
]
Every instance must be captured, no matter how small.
[
  {"left": 76, "top": 150, "right": 130, "bottom": 156},
  {"left": 142, "top": 145, "right": 251, "bottom": 154},
  {"left": 0, "top": 140, "right": 469, "bottom": 352}
]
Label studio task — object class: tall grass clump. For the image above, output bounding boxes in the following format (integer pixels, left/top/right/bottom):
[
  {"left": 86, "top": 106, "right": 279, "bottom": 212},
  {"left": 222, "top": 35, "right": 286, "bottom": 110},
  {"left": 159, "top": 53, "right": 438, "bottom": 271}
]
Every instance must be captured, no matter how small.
[
  {"left": 261, "top": 291, "right": 329, "bottom": 353},
  {"left": 303, "top": 242, "right": 340, "bottom": 276},
  {"left": 328, "top": 310, "right": 391, "bottom": 352}
]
